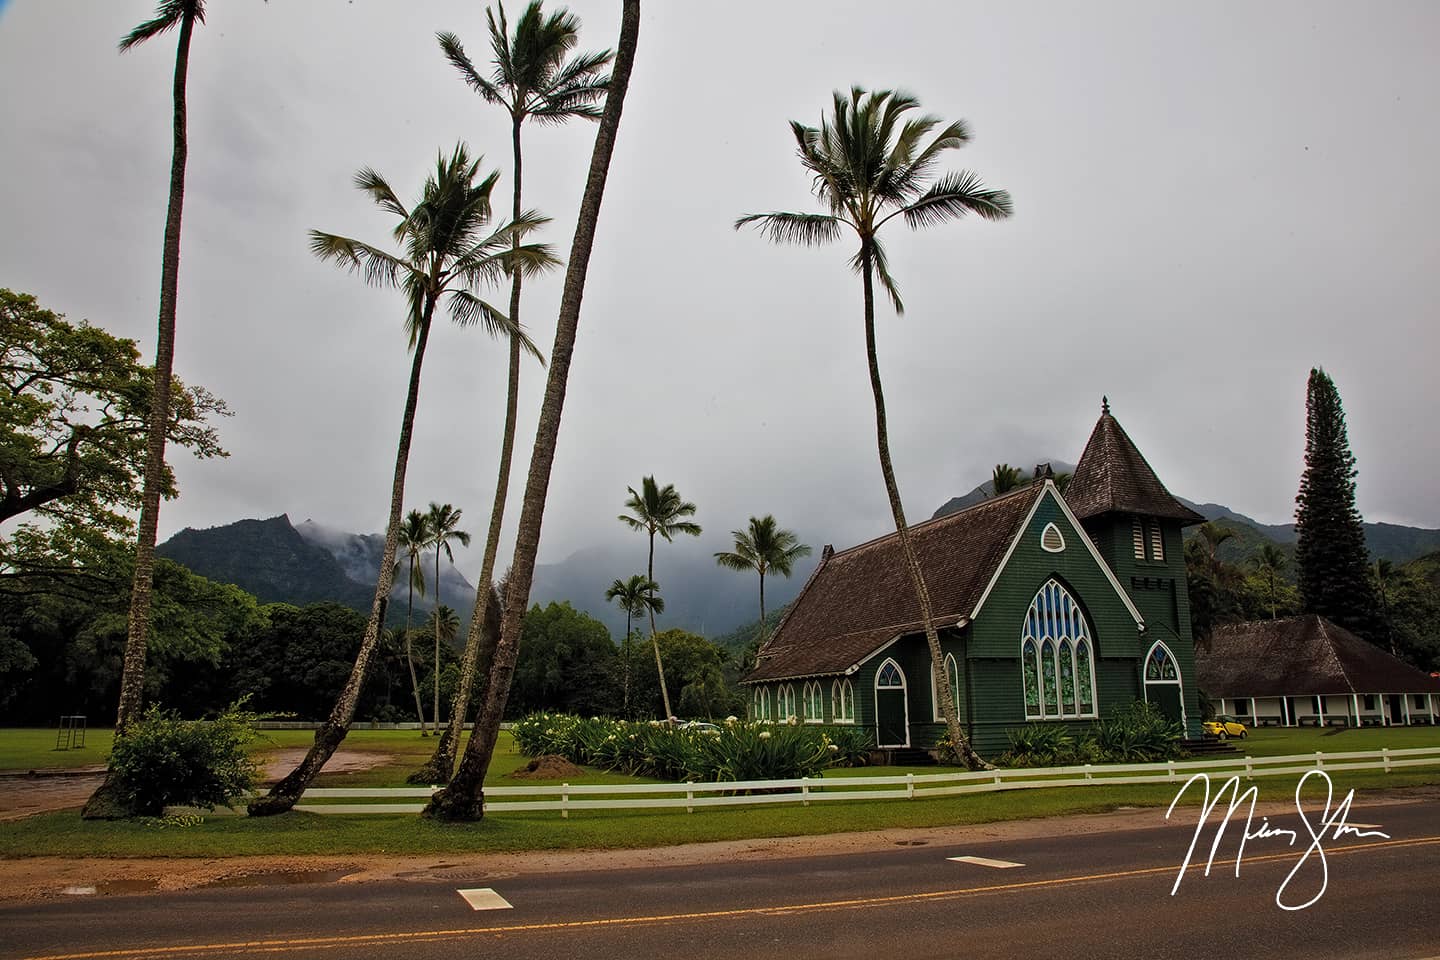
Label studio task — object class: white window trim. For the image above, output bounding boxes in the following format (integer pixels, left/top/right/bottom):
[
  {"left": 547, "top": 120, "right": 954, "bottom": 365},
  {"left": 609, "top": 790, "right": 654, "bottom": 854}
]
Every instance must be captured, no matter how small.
[
  {"left": 1141, "top": 639, "right": 1187, "bottom": 729},
  {"left": 777, "top": 683, "right": 797, "bottom": 722},
  {"left": 1041, "top": 521, "right": 1066, "bottom": 553},
  {"left": 874, "top": 657, "right": 910, "bottom": 748},
  {"left": 1020, "top": 579, "right": 1099, "bottom": 721},
  {"left": 831, "top": 678, "right": 856, "bottom": 724},
  {"left": 803, "top": 680, "right": 824, "bottom": 723},
  {"left": 931, "top": 653, "right": 961, "bottom": 722}
]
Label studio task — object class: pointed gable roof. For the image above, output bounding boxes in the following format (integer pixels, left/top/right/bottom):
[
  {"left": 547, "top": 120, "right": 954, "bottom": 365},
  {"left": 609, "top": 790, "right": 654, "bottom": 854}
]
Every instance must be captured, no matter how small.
[
  {"left": 1196, "top": 615, "right": 1440, "bottom": 697},
  {"left": 744, "top": 485, "right": 1044, "bottom": 683},
  {"left": 1064, "top": 399, "right": 1204, "bottom": 524}
]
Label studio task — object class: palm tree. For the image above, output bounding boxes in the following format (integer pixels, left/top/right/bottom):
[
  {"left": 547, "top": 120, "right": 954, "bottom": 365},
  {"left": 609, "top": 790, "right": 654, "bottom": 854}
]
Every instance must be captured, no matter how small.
[
  {"left": 736, "top": 87, "right": 1011, "bottom": 770},
  {"left": 425, "top": 502, "right": 470, "bottom": 730},
  {"left": 1251, "top": 544, "right": 1288, "bottom": 620},
  {"left": 1373, "top": 558, "right": 1399, "bottom": 655},
  {"left": 83, "top": 0, "right": 208, "bottom": 819},
  {"left": 989, "top": 464, "right": 1023, "bottom": 497},
  {"left": 605, "top": 574, "right": 662, "bottom": 717},
  {"left": 421, "top": 6, "right": 611, "bottom": 783},
  {"left": 714, "top": 516, "right": 811, "bottom": 649},
  {"left": 400, "top": 509, "right": 432, "bottom": 734},
  {"left": 1196, "top": 522, "right": 1236, "bottom": 566},
  {"left": 250, "top": 146, "right": 555, "bottom": 816},
  {"left": 426, "top": 0, "right": 641, "bottom": 822},
  {"left": 618, "top": 477, "right": 702, "bottom": 721}
]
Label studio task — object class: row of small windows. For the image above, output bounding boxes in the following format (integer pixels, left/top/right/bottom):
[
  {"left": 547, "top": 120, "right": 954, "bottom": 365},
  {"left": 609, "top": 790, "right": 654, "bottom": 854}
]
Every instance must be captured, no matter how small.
[
  {"left": 753, "top": 679, "right": 856, "bottom": 722},
  {"left": 1131, "top": 516, "right": 1165, "bottom": 562}
]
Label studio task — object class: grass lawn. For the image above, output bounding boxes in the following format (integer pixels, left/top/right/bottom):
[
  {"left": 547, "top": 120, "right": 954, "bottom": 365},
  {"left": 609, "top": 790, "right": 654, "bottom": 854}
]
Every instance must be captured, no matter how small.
[
  {"left": 0, "top": 728, "right": 115, "bottom": 771},
  {"left": 2, "top": 724, "right": 1436, "bottom": 859}
]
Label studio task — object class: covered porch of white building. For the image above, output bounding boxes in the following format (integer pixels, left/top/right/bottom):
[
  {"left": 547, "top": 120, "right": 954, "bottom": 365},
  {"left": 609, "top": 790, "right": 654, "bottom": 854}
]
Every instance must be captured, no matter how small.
[{"left": 1217, "top": 692, "right": 1440, "bottom": 728}]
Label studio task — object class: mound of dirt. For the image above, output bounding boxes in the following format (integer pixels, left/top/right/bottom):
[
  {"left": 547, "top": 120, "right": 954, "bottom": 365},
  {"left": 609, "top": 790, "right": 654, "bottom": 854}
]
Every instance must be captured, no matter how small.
[{"left": 509, "top": 755, "right": 586, "bottom": 780}]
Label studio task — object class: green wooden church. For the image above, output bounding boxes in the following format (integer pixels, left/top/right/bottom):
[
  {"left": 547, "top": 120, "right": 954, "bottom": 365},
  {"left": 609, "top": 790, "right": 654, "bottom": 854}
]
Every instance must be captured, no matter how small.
[{"left": 742, "top": 401, "right": 1205, "bottom": 755}]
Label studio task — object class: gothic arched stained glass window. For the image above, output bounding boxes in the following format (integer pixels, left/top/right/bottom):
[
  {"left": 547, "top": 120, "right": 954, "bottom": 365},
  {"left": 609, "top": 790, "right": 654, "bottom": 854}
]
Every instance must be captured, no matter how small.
[{"left": 1020, "top": 579, "right": 1098, "bottom": 720}]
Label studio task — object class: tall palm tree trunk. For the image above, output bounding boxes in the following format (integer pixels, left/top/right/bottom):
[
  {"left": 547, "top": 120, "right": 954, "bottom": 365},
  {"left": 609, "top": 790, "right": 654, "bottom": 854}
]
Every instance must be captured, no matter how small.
[
  {"left": 250, "top": 301, "right": 437, "bottom": 816},
  {"left": 860, "top": 251, "right": 986, "bottom": 771},
  {"left": 622, "top": 607, "right": 632, "bottom": 717},
  {"left": 758, "top": 570, "right": 766, "bottom": 646},
  {"left": 404, "top": 562, "right": 427, "bottom": 734},
  {"left": 425, "top": 0, "right": 641, "bottom": 821},
  {"left": 433, "top": 544, "right": 443, "bottom": 729},
  {"left": 647, "top": 533, "right": 673, "bottom": 719},
  {"left": 83, "top": 9, "right": 196, "bottom": 821},
  {"left": 419, "top": 118, "right": 527, "bottom": 783}
]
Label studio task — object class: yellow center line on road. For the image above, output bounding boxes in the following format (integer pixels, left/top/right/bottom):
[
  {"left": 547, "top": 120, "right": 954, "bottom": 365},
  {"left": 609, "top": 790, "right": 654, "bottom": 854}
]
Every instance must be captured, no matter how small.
[{"left": 21, "top": 835, "right": 1440, "bottom": 960}]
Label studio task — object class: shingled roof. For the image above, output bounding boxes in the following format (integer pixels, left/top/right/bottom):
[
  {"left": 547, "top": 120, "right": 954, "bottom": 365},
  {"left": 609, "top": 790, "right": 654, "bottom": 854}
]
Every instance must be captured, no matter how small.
[
  {"left": 1196, "top": 615, "right": 1440, "bottom": 697},
  {"left": 1064, "top": 401, "right": 1204, "bottom": 524},
  {"left": 745, "top": 485, "right": 1044, "bottom": 683}
]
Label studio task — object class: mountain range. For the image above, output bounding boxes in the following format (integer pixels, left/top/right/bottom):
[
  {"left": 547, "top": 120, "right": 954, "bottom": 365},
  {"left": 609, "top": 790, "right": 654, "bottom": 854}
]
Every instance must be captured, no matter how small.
[{"left": 158, "top": 468, "right": 1439, "bottom": 640}]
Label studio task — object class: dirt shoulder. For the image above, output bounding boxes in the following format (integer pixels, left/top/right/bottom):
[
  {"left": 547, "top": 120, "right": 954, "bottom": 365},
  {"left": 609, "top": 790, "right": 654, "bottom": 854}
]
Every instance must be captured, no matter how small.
[{"left": 4, "top": 785, "right": 1435, "bottom": 903}]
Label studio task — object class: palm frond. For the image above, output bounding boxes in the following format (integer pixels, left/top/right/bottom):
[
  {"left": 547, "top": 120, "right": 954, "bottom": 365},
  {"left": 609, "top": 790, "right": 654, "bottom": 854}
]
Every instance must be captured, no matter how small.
[
  {"left": 734, "top": 211, "right": 845, "bottom": 247},
  {"left": 714, "top": 551, "right": 757, "bottom": 574},
  {"left": 119, "top": 0, "right": 199, "bottom": 52},
  {"left": 308, "top": 231, "right": 408, "bottom": 289},
  {"left": 894, "top": 171, "right": 1014, "bottom": 230},
  {"left": 352, "top": 167, "right": 410, "bottom": 226},
  {"left": 444, "top": 290, "right": 544, "bottom": 360},
  {"left": 437, "top": 31, "right": 503, "bottom": 105}
]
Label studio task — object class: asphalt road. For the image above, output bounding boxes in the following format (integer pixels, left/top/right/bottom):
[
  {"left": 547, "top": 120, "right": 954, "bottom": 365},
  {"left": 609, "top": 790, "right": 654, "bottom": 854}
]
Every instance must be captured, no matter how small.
[{"left": 4, "top": 797, "right": 1438, "bottom": 960}]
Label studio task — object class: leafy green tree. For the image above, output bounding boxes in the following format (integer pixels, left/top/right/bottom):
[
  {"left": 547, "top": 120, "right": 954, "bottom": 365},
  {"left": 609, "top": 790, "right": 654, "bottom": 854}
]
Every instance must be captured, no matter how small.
[
  {"left": 424, "top": 502, "right": 469, "bottom": 730},
  {"left": 251, "top": 146, "right": 555, "bottom": 816},
  {"left": 604, "top": 573, "right": 662, "bottom": 717},
  {"left": 505, "top": 602, "right": 619, "bottom": 717},
  {"left": 1294, "top": 368, "right": 1383, "bottom": 640},
  {"left": 0, "top": 290, "right": 226, "bottom": 543},
  {"left": 713, "top": 515, "right": 810, "bottom": 649},
  {"left": 989, "top": 464, "right": 1023, "bottom": 497},
  {"left": 619, "top": 477, "right": 701, "bottom": 720},
  {"left": 398, "top": 510, "right": 431, "bottom": 733},
  {"left": 630, "top": 629, "right": 741, "bottom": 720},
  {"left": 428, "top": 0, "right": 640, "bottom": 821},
  {"left": 737, "top": 87, "right": 1011, "bottom": 770},
  {"left": 426, "top": 1, "right": 612, "bottom": 782}
]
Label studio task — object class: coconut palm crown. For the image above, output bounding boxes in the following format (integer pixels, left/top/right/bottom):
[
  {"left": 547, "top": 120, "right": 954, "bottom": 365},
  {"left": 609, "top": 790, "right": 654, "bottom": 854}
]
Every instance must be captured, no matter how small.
[{"left": 714, "top": 516, "right": 811, "bottom": 648}]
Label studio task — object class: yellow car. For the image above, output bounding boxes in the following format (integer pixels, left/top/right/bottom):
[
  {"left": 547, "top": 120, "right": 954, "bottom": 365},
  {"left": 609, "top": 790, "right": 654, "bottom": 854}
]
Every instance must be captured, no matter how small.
[{"left": 1203, "top": 715, "right": 1249, "bottom": 740}]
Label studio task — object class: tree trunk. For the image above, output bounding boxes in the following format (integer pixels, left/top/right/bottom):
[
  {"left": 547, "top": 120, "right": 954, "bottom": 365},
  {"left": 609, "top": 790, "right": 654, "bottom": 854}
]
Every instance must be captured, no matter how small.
[
  {"left": 414, "top": 116, "right": 527, "bottom": 783},
  {"left": 860, "top": 250, "right": 987, "bottom": 771},
  {"left": 648, "top": 531, "right": 673, "bottom": 720},
  {"left": 433, "top": 544, "right": 442, "bottom": 729},
  {"left": 424, "top": 0, "right": 641, "bottom": 821},
  {"left": 622, "top": 609, "right": 632, "bottom": 717},
  {"left": 83, "top": 9, "right": 195, "bottom": 820},
  {"left": 758, "top": 570, "right": 766, "bottom": 646},
  {"left": 249, "top": 298, "right": 438, "bottom": 816},
  {"left": 405, "top": 563, "right": 427, "bottom": 734}
]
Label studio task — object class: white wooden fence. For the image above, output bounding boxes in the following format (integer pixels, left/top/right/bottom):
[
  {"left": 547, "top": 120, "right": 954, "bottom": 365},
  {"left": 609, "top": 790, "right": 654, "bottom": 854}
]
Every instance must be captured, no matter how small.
[{"left": 292, "top": 746, "right": 1440, "bottom": 816}]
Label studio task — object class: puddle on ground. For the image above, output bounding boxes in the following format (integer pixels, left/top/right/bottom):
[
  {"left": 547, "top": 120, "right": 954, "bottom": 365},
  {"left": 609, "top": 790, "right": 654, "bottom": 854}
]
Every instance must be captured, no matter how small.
[
  {"left": 200, "top": 869, "right": 353, "bottom": 889},
  {"left": 893, "top": 839, "right": 929, "bottom": 846},
  {"left": 62, "top": 879, "right": 159, "bottom": 896}
]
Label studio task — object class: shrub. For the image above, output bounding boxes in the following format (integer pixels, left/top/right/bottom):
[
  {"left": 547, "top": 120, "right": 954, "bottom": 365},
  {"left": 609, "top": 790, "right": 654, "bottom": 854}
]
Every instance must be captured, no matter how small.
[
  {"left": 510, "top": 713, "right": 871, "bottom": 782},
  {"left": 997, "top": 723, "right": 1077, "bottom": 767},
  {"left": 1091, "top": 700, "right": 1186, "bottom": 762},
  {"left": 108, "top": 702, "right": 264, "bottom": 816}
]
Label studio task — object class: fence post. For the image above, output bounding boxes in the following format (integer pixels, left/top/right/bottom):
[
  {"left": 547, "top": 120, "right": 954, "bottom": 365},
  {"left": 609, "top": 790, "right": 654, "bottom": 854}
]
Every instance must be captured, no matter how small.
[
  {"left": 1084, "top": 763, "right": 1092, "bottom": 782},
  {"left": 802, "top": 777, "right": 810, "bottom": 807},
  {"left": 1382, "top": 748, "right": 1391, "bottom": 773},
  {"left": 906, "top": 773, "right": 914, "bottom": 799},
  {"left": 561, "top": 783, "right": 569, "bottom": 820},
  {"left": 686, "top": 782, "right": 694, "bottom": 814},
  {"left": 993, "top": 770, "right": 1002, "bottom": 787},
  {"left": 1244, "top": 756, "right": 1254, "bottom": 780},
  {"left": 1167, "top": 761, "right": 1176, "bottom": 783},
  {"left": 1315, "top": 751, "right": 1324, "bottom": 770}
]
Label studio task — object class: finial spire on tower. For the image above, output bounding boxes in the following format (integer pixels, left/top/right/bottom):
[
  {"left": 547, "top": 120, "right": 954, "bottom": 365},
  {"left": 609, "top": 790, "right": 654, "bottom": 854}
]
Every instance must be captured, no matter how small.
[{"left": 1101, "top": 395, "right": 1110, "bottom": 415}]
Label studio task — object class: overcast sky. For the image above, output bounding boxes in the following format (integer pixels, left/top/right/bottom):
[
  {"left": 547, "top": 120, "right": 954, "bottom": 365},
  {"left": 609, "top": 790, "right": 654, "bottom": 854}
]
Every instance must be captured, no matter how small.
[{"left": 2, "top": 0, "right": 1436, "bottom": 571}]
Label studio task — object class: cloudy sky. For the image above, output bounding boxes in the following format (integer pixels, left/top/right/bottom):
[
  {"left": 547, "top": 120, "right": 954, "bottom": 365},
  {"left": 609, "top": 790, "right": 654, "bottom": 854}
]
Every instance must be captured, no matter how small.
[{"left": 2, "top": 0, "right": 1436, "bottom": 572}]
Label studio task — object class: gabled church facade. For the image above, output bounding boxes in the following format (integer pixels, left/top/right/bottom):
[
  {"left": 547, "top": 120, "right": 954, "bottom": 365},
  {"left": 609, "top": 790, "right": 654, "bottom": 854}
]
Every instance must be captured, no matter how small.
[{"left": 742, "top": 403, "right": 1205, "bottom": 754}]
